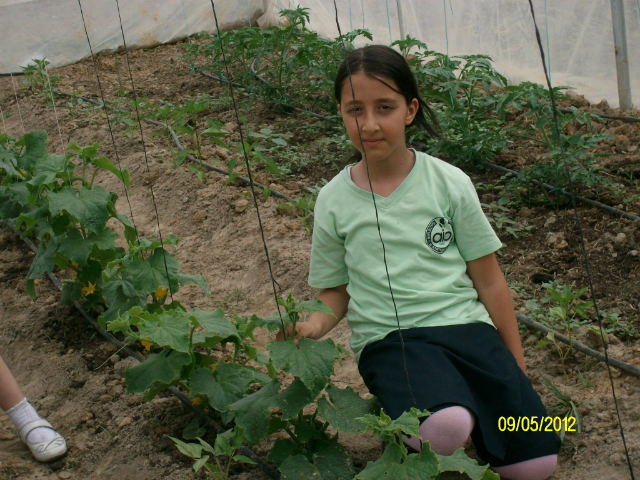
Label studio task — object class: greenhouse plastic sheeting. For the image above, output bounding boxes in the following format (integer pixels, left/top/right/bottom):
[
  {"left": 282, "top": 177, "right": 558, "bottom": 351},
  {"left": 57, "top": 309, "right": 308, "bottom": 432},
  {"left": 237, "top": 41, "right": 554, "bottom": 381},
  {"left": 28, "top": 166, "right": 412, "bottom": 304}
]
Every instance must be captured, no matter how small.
[
  {"left": 1, "top": 0, "right": 638, "bottom": 108},
  {"left": 0, "top": 0, "right": 268, "bottom": 73}
]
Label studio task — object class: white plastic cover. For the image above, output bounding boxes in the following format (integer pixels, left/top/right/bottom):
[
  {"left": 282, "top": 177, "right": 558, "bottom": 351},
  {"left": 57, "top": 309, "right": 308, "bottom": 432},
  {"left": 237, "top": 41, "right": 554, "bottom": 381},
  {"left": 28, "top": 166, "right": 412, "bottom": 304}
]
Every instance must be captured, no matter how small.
[{"left": 1, "top": 0, "right": 638, "bottom": 108}]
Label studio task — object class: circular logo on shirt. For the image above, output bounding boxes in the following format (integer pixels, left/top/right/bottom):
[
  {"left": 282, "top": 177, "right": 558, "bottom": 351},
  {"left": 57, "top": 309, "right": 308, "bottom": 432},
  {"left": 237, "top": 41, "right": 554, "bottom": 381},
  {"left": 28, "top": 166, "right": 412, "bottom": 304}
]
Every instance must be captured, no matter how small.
[{"left": 425, "top": 217, "right": 454, "bottom": 254}]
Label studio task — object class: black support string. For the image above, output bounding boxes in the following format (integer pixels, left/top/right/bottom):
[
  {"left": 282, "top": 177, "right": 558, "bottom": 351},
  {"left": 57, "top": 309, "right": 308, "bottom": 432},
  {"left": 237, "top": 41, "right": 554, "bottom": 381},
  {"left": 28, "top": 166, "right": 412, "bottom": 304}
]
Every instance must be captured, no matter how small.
[
  {"left": 526, "top": 2, "right": 635, "bottom": 478},
  {"left": 332, "top": 0, "right": 417, "bottom": 409},
  {"left": 113, "top": 0, "right": 175, "bottom": 302},
  {"left": 209, "top": 0, "right": 288, "bottom": 337},
  {"left": 76, "top": 0, "right": 140, "bottom": 245}
]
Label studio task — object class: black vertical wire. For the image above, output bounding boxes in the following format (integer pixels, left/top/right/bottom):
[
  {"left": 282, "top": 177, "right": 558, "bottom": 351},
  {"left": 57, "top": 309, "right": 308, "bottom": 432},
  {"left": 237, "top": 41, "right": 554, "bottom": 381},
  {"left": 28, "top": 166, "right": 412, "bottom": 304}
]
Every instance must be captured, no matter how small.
[
  {"left": 332, "top": 0, "right": 417, "bottom": 409},
  {"left": 208, "top": 0, "right": 288, "bottom": 337},
  {"left": 113, "top": 0, "right": 175, "bottom": 302},
  {"left": 527, "top": 2, "right": 635, "bottom": 478},
  {"left": 76, "top": 0, "right": 140, "bottom": 244}
]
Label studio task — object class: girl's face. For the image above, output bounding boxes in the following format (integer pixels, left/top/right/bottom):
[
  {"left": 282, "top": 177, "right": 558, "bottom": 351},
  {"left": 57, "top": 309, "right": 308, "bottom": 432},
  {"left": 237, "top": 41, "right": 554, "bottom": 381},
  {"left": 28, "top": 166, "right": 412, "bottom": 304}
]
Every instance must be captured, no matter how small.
[{"left": 338, "top": 71, "right": 418, "bottom": 165}]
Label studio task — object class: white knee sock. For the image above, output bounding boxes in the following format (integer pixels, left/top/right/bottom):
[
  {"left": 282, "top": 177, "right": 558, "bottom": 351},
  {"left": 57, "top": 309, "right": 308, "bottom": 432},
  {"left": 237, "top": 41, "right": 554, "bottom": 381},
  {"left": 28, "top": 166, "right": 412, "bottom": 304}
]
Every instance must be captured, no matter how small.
[{"left": 5, "top": 398, "right": 57, "bottom": 443}]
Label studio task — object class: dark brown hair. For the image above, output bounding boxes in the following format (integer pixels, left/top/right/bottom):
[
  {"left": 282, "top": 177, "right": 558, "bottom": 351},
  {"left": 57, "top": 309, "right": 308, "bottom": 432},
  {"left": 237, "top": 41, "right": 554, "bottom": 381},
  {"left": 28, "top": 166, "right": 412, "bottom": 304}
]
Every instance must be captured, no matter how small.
[{"left": 335, "top": 44, "right": 440, "bottom": 152}]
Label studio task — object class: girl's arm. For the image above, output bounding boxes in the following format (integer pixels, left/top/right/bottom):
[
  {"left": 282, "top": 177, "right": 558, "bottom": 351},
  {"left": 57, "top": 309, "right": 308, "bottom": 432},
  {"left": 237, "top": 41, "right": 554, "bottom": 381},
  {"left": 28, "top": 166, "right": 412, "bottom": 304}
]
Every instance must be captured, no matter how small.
[
  {"left": 276, "top": 284, "right": 350, "bottom": 342},
  {"left": 466, "top": 253, "right": 527, "bottom": 374}
]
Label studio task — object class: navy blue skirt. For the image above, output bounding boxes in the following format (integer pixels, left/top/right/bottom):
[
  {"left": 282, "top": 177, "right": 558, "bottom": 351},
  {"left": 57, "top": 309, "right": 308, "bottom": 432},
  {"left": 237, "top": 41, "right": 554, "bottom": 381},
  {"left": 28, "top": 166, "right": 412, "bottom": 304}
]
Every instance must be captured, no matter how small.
[{"left": 357, "top": 323, "right": 561, "bottom": 467}]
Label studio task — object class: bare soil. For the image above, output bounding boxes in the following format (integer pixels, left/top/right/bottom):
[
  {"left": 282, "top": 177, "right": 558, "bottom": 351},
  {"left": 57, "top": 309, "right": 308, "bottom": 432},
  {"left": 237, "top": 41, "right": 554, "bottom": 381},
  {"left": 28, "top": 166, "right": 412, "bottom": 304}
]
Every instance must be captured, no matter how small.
[{"left": 0, "top": 41, "right": 639, "bottom": 480}]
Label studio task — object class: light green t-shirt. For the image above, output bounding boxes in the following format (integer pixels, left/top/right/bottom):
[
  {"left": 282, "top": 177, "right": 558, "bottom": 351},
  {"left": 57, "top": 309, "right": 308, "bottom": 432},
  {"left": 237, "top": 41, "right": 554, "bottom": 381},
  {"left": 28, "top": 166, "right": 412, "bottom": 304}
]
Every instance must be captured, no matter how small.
[{"left": 308, "top": 150, "right": 503, "bottom": 363}]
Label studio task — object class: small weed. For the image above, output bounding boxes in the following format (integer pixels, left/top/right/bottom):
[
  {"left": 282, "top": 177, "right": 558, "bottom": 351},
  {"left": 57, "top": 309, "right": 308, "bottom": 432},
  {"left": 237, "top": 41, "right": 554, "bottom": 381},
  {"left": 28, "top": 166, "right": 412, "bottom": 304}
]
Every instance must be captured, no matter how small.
[{"left": 539, "top": 375, "right": 581, "bottom": 441}]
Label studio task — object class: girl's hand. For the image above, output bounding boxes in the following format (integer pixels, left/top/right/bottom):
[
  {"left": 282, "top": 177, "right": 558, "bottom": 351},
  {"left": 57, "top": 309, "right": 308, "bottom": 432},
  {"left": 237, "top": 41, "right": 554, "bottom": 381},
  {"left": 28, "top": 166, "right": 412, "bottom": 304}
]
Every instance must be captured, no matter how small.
[{"left": 276, "top": 322, "right": 321, "bottom": 344}]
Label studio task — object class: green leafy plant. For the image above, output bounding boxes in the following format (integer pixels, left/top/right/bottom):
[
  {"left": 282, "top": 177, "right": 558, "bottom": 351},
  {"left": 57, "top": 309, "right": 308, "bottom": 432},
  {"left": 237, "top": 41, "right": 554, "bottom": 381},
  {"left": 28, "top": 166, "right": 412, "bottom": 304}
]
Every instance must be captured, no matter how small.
[
  {"left": 539, "top": 375, "right": 582, "bottom": 441},
  {"left": 482, "top": 196, "right": 534, "bottom": 239},
  {"left": 21, "top": 58, "right": 60, "bottom": 97},
  {"left": 534, "top": 281, "right": 593, "bottom": 375},
  {"left": 169, "top": 428, "right": 256, "bottom": 479},
  {"left": 355, "top": 409, "right": 498, "bottom": 479}
]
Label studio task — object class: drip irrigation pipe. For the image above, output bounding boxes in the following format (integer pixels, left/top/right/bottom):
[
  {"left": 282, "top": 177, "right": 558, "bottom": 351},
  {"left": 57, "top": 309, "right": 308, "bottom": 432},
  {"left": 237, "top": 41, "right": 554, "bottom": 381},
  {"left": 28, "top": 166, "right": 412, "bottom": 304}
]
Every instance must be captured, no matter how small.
[
  {"left": 408, "top": 141, "right": 640, "bottom": 223},
  {"left": 4, "top": 223, "right": 280, "bottom": 479},
  {"left": 517, "top": 313, "right": 640, "bottom": 379},
  {"left": 477, "top": 160, "right": 640, "bottom": 223}
]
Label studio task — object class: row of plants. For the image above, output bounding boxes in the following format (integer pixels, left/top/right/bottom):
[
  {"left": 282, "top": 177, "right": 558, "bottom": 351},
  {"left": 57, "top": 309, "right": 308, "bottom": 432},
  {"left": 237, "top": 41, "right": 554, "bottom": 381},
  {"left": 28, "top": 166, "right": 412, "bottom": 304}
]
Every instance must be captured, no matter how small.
[
  {"left": 184, "top": 7, "right": 625, "bottom": 206},
  {"left": 0, "top": 130, "right": 498, "bottom": 479}
]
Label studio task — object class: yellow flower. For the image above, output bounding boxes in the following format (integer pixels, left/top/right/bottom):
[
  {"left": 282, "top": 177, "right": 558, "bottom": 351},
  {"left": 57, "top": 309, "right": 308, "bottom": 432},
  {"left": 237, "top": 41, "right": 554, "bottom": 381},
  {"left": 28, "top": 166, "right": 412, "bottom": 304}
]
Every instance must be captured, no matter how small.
[
  {"left": 81, "top": 281, "right": 96, "bottom": 296},
  {"left": 154, "top": 286, "right": 168, "bottom": 300},
  {"left": 192, "top": 397, "right": 203, "bottom": 406},
  {"left": 141, "top": 340, "right": 153, "bottom": 351},
  {"left": 209, "top": 364, "right": 216, "bottom": 372},
  {"left": 71, "top": 261, "right": 79, "bottom": 268}
]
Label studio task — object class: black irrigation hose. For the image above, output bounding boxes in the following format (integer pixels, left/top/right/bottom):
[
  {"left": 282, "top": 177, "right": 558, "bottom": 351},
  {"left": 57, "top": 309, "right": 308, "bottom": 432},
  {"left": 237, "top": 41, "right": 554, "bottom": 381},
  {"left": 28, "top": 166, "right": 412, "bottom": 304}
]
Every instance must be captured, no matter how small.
[
  {"left": 557, "top": 107, "right": 640, "bottom": 124},
  {"left": 516, "top": 314, "right": 640, "bottom": 379},
  {"left": 408, "top": 141, "right": 640, "bottom": 224},
  {"left": 6, "top": 224, "right": 280, "bottom": 480},
  {"left": 477, "top": 160, "right": 640, "bottom": 223}
]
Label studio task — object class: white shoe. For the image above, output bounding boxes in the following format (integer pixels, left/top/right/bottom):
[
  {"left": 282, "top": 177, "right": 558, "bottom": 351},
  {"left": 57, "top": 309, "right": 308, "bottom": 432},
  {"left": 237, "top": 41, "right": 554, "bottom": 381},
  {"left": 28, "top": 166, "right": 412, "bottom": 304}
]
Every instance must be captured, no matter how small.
[{"left": 18, "top": 419, "right": 67, "bottom": 462}]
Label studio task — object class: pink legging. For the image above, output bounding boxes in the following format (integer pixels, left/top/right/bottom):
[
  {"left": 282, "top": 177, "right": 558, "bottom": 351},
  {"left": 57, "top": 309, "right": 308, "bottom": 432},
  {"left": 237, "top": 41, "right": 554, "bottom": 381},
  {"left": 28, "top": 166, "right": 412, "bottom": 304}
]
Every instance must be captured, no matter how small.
[{"left": 402, "top": 406, "right": 557, "bottom": 480}]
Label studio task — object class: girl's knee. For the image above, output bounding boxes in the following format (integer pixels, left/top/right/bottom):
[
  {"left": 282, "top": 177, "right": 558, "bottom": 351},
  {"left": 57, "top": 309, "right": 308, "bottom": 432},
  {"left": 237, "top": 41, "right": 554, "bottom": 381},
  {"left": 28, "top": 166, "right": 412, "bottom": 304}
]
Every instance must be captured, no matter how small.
[
  {"left": 492, "top": 454, "right": 557, "bottom": 480},
  {"left": 404, "top": 406, "right": 475, "bottom": 456}
]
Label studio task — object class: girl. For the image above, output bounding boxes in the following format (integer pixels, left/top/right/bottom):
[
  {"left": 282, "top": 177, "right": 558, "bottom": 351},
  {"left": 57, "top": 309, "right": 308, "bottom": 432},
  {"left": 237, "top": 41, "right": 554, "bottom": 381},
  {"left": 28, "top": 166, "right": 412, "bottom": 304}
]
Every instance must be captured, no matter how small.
[{"left": 278, "top": 45, "right": 561, "bottom": 479}]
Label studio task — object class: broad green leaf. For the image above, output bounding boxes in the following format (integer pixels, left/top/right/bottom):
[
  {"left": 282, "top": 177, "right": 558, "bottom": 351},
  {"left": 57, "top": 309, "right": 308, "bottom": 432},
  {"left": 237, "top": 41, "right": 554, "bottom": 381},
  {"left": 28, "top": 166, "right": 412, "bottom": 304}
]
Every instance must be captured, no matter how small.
[
  {"left": 15, "top": 205, "right": 50, "bottom": 235},
  {"left": 92, "top": 156, "right": 131, "bottom": 190},
  {"left": 168, "top": 436, "right": 203, "bottom": 459},
  {"left": 267, "top": 338, "right": 339, "bottom": 396},
  {"left": 189, "top": 308, "right": 239, "bottom": 344},
  {"left": 88, "top": 227, "right": 118, "bottom": 251},
  {"left": 549, "top": 306, "right": 566, "bottom": 321},
  {"left": 355, "top": 442, "right": 439, "bottom": 480},
  {"left": 98, "top": 282, "right": 146, "bottom": 330},
  {"left": 278, "top": 455, "right": 321, "bottom": 479},
  {"left": 28, "top": 154, "right": 68, "bottom": 187},
  {"left": 312, "top": 442, "right": 354, "bottom": 480},
  {"left": 182, "top": 418, "right": 207, "bottom": 440},
  {"left": 17, "top": 130, "right": 47, "bottom": 170},
  {"left": 128, "top": 248, "right": 180, "bottom": 294},
  {"left": 26, "top": 240, "right": 58, "bottom": 299},
  {"left": 61, "top": 280, "right": 82, "bottom": 306},
  {"left": 267, "top": 439, "right": 304, "bottom": 467},
  {"left": 178, "top": 273, "right": 210, "bottom": 296},
  {"left": 125, "top": 350, "right": 191, "bottom": 393},
  {"left": 317, "top": 384, "right": 380, "bottom": 433},
  {"left": 297, "top": 299, "right": 335, "bottom": 315},
  {"left": 48, "top": 185, "right": 112, "bottom": 233},
  {"left": 57, "top": 229, "right": 93, "bottom": 264},
  {"left": 189, "top": 364, "right": 255, "bottom": 414},
  {"left": 277, "top": 378, "right": 313, "bottom": 420},
  {"left": 254, "top": 311, "right": 292, "bottom": 332},
  {"left": 229, "top": 380, "right": 280, "bottom": 444},
  {"left": 137, "top": 310, "right": 192, "bottom": 353},
  {"left": 357, "top": 409, "right": 429, "bottom": 443},
  {"left": 437, "top": 448, "right": 499, "bottom": 480},
  {"left": 192, "top": 455, "right": 209, "bottom": 472},
  {"left": 213, "top": 428, "right": 234, "bottom": 457}
]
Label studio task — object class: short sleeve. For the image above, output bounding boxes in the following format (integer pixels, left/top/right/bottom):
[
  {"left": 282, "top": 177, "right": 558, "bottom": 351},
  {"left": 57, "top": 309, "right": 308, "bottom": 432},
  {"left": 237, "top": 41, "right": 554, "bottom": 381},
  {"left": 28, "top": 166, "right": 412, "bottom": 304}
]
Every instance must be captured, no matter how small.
[
  {"left": 308, "top": 194, "right": 349, "bottom": 289},
  {"left": 451, "top": 177, "right": 503, "bottom": 262}
]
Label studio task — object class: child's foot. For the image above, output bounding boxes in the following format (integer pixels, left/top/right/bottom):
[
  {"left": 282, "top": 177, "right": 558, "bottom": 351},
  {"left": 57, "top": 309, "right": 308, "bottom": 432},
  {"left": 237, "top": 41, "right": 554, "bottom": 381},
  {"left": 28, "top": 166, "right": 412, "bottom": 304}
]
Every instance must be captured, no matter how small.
[
  {"left": 6, "top": 398, "right": 67, "bottom": 462},
  {"left": 18, "top": 419, "right": 67, "bottom": 462}
]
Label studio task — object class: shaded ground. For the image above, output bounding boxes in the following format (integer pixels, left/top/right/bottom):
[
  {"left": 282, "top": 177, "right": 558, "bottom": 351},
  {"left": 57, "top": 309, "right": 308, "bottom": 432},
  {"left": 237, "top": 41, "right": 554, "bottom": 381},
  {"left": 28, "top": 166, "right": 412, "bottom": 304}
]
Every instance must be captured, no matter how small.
[{"left": 0, "top": 40, "right": 639, "bottom": 479}]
